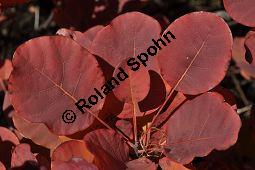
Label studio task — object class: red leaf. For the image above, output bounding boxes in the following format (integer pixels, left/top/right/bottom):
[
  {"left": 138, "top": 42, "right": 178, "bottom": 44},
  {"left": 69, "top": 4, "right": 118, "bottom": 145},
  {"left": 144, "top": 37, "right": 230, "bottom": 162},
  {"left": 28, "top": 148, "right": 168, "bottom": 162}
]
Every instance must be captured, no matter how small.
[
  {"left": 153, "top": 91, "right": 186, "bottom": 128},
  {"left": 11, "top": 143, "right": 38, "bottom": 168},
  {"left": 9, "top": 36, "right": 105, "bottom": 135},
  {"left": 0, "top": 59, "right": 12, "bottom": 80},
  {"left": 0, "top": 127, "right": 19, "bottom": 168},
  {"left": 158, "top": 12, "right": 232, "bottom": 95},
  {"left": 82, "top": 25, "right": 104, "bottom": 50},
  {"left": 0, "top": 162, "right": 5, "bottom": 170},
  {"left": 223, "top": 0, "right": 255, "bottom": 27},
  {"left": 57, "top": 25, "right": 104, "bottom": 51},
  {"left": 113, "top": 60, "right": 150, "bottom": 103},
  {"left": 118, "top": 70, "right": 167, "bottom": 118},
  {"left": 165, "top": 92, "right": 241, "bottom": 164},
  {"left": 0, "top": 127, "right": 19, "bottom": 145},
  {"left": 83, "top": 129, "right": 129, "bottom": 170},
  {"left": 52, "top": 140, "right": 95, "bottom": 168},
  {"left": 159, "top": 157, "right": 190, "bottom": 170},
  {"left": 56, "top": 28, "right": 92, "bottom": 51},
  {"left": 53, "top": 157, "right": 98, "bottom": 170},
  {"left": 232, "top": 37, "right": 255, "bottom": 79},
  {"left": 91, "top": 12, "right": 161, "bottom": 68},
  {"left": 116, "top": 120, "right": 133, "bottom": 139},
  {"left": 126, "top": 158, "right": 157, "bottom": 170},
  {"left": 13, "top": 113, "right": 62, "bottom": 150}
]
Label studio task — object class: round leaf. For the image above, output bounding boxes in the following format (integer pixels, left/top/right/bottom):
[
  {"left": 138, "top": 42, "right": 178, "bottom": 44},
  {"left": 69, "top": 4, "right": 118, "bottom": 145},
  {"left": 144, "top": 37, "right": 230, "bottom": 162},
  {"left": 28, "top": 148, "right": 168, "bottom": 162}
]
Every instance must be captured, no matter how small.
[
  {"left": 9, "top": 36, "right": 105, "bottom": 135},
  {"left": 158, "top": 12, "right": 232, "bottom": 95},
  {"left": 113, "top": 60, "right": 150, "bottom": 103},
  {"left": 165, "top": 92, "right": 241, "bottom": 164},
  {"left": 223, "top": 0, "right": 255, "bottom": 27},
  {"left": 91, "top": 12, "right": 161, "bottom": 67},
  {"left": 83, "top": 129, "right": 129, "bottom": 170}
]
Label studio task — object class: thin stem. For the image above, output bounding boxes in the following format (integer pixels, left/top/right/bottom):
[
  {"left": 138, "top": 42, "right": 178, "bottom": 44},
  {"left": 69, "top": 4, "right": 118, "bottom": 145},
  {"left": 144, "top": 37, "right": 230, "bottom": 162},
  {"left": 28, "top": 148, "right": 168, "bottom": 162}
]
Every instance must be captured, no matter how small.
[
  {"left": 0, "top": 80, "right": 7, "bottom": 93},
  {"left": 141, "top": 88, "right": 175, "bottom": 141},
  {"left": 34, "top": 6, "right": 40, "bottom": 30},
  {"left": 237, "top": 105, "right": 252, "bottom": 115},
  {"left": 133, "top": 102, "right": 138, "bottom": 146}
]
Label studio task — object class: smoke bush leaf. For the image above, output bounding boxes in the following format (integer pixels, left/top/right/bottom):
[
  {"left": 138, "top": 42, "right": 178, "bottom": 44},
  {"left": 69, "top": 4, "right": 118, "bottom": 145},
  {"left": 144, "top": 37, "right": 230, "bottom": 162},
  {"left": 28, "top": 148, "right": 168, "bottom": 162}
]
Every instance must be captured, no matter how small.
[
  {"left": 158, "top": 12, "right": 232, "bottom": 95},
  {"left": 223, "top": 0, "right": 255, "bottom": 27},
  {"left": 165, "top": 92, "right": 241, "bottom": 164},
  {"left": 9, "top": 36, "right": 105, "bottom": 135},
  {"left": 91, "top": 12, "right": 161, "bottom": 68},
  {"left": 83, "top": 129, "right": 129, "bottom": 170}
]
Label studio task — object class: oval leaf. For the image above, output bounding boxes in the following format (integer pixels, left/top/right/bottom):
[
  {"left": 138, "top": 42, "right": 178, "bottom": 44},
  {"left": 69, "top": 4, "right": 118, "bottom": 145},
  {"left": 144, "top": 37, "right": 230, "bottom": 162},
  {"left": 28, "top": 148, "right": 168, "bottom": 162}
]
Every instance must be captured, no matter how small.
[
  {"left": 83, "top": 129, "right": 129, "bottom": 170},
  {"left": 223, "top": 0, "right": 255, "bottom": 27},
  {"left": 52, "top": 140, "right": 95, "bottom": 167},
  {"left": 232, "top": 37, "right": 255, "bottom": 79},
  {"left": 113, "top": 60, "right": 150, "bottom": 103},
  {"left": 165, "top": 92, "right": 241, "bottom": 164},
  {"left": 158, "top": 12, "right": 232, "bottom": 95},
  {"left": 9, "top": 36, "right": 105, "bottom": 135},
  {"left": 91, "top": 12, "right": 161, "bottom": 67},
  {"left": 13, "top": 113, "right": 62, "bottom": 150}
]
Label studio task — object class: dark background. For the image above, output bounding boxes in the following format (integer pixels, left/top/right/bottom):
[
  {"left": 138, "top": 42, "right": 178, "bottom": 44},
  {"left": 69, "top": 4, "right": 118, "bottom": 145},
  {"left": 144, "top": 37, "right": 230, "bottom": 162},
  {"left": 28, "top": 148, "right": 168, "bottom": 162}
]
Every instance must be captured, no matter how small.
[{"left": 0, "top": 0, "right": 254, "bottom": 169}]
